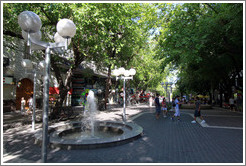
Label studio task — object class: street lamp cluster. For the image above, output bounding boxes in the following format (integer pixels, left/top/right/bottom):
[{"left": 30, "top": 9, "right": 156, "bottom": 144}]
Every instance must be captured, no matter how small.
[
  {"left": 161, "top": 82, "right": 173, "bottom": 103},
  {"left": 112, "top": 67, "right": 136, "bottom": 121},
  {"left": 18, "top": 11, "right": 76, "bottom": 163}
]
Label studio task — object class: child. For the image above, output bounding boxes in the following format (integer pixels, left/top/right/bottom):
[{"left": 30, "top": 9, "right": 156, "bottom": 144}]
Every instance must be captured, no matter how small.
[
  {"left": 21, "top": 97, "right": 26, "bottom": 114},
  {"left": 27, "top": 95, "right": 33, "bottom": 114},
  {"left": 162, "top": 98, "right": 167, "bottom": 118}
]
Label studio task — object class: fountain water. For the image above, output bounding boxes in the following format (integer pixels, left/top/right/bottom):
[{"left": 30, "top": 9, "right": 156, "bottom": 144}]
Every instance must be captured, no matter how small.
[
  {"left": 83, "top": 90, "right": 97, "bottom": 137},
  {"left": 35, "top": 90, "right": 143, "bottom": 149}
]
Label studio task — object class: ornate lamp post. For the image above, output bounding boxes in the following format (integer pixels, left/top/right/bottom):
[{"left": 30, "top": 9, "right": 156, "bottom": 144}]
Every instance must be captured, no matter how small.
[
  {"left": 161, "top": 81, "right": 173, "bottom": 103},
  {"left": 18, "top": 11, "right": 76, "bottom": 163},
  {"left": 112, "top": 67, "right": 136, "bottom": 122},
  {"left": 21, "top": 59, "right": 45, "bottom": 131}
]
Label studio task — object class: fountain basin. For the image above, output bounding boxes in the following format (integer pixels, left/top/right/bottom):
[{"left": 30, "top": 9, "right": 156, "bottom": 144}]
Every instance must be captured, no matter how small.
[{"left": 34, "top": 121, "right": 143, "bottom": 150}]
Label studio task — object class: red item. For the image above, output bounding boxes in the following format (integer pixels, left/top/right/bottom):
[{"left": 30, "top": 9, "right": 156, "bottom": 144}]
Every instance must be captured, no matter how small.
[{"left": 49, "top": 87, "right": 73, "bottom": 94}]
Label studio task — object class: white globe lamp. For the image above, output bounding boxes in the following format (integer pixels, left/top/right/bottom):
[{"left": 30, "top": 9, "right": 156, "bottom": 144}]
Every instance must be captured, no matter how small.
[
  {"left": 18, "top": 11, "right": 42, "bottom": 33},
  {"left": 129, "top": 68, "right": 136, "bottom": 76},
  {"left": 22, "top": 30, "right": 42, "bottom": 41},
  {"left": 56, "top": 19, "right": 76, "bottom": 38},
  {"left": 118, "top": 67, "right": 125, "bottom": 75},
  {"left": 54, "top": 32, "right": 71, "bottom": 45}
]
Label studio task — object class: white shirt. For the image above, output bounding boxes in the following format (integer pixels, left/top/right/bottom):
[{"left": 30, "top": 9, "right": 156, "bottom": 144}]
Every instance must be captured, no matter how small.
[{"left": 229, "top": 98, "right": 234, "bottom": 105}]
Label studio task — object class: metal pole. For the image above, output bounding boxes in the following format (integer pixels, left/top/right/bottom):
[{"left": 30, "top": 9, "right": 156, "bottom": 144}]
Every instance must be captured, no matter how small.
[
  {"left": 123, "top": 77, "right": 126, "bottom": 122},
  {"left": 42, "top": 47, "right": 50, "bottom": 163},
  {"left": 168, "top": 89, "right": 170, "bottom": 103},
  {"left": 32, "top": 69, "right": 37, "bottom": 131}
]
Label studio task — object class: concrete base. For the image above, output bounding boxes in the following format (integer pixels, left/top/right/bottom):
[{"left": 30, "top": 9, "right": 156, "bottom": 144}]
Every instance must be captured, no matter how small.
[{"left": 34, "top": 121, "right": 143, "bottom": 150}]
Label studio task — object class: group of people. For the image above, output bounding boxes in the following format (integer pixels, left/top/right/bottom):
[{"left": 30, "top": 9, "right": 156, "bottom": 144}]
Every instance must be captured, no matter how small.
[
  {"left": 20, "top": 95, "right": 33, "bottom": 115},
  {"left": 154, "top": 94, "right": 206, "bottom": 124}
]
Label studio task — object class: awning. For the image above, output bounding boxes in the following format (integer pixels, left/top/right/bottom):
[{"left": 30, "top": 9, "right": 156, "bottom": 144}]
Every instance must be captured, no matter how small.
[{"left": 49, "top": 87, "right": 72, "bottom": 95}]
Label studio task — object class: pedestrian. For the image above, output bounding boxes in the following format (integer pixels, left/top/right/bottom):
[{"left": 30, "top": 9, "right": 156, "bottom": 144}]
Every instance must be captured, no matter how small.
[
  {"left": 229, "top": 96, "right": 235, "bottom": 111},
  {"left": 171, "top": 95, "right": 182, "bottom": 121},
  {"left": 21, "top": 97, "right": 26, "bottom": 114},
  {"left": 191, "top": 97, "right": 206, "bottom": 123},
  {"left": 27, "top": 94, "right": 33, "bottom": 114},
  {"left": 161, "top": 98, "right": 168, "bottom": 118},
  {"left": 136, "top": 92, "right": 140, "bottom": 104},
  {"left": 154, "top": 93, "right": 161, "bottom": 119},
  {"left": 149, "top": 95, "right": 153, "bottom": 107}
]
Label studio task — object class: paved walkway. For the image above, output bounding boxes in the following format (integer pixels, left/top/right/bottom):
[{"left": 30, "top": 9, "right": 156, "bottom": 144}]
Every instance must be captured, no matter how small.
[{"left": 2, "top": 104, "right": 244, "bottom": 164}]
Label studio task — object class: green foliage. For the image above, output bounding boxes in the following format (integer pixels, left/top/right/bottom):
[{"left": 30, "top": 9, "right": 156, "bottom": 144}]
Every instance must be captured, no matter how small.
[{"left": 156, "top": 3, "right": 243, "bottom": 96}]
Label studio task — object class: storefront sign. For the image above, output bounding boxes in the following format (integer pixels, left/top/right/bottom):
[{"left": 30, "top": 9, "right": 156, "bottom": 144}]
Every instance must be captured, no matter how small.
[{"left": 3, "top": 77, "right": 13, "bottom": 84}]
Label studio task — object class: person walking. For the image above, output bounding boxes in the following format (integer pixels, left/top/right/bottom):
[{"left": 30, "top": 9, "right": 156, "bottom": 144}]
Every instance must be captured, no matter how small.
[
  {"left": 171, "top": 95, "right": 181, "bottom": 121},
  {"left": 27, "top": 95, "right": 33, "bottom": 114},
  {"left": 149, "top": 95, "right": 153, "bottom": 107},
  {"left": 161, "top": 98, "right": 168, "bottom": 118},
  {"left": 191, "top": 97, "right": 206, "bottom": 123},
  {"left": 21, "top": 97, "right": 26, "bottom": 115},
  {"left": 154, "top": 93, "right": 161, "bottom": 119},
  {"left": 229, "top": 96, "right": 235, "bottom": 111}
]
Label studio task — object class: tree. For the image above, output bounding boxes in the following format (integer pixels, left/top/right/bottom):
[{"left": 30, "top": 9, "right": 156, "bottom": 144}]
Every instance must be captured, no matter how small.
[
  {"left": 155, "top": 3, "right": 243, "bottom": 101},
  {"left": 3, "top": 3, "right": 164, "bottom": 110}
]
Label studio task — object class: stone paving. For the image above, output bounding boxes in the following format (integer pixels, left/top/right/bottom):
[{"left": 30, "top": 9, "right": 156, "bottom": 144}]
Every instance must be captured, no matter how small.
[{"left": 2, "top": 104, "right": 244, "bottom": 164}]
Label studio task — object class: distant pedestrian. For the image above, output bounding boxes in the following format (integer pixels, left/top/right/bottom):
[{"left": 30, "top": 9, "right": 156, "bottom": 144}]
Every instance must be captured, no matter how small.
[
  {"left": 154, "top": 93, "right": 161, "bottom": 119},
  {"left": 191, "top": 97, "right": 206, "bottom": 124},
  {"left": 136, "top": 92, "right": 140, "bottom": 104},
  {"left": 21, "top": 97, "right": 26, "bottom": 114},
  {"left": 171, "top": 95, "right": 181, "bottom": 121},
  {"left": 149, "top": 95, "right": 153, "bottom": 107},
  {"left": 161, "top": 98, "right": 167, "bottom": 118},
  {"left": 229, "top": 97, "right": 235, "bottom": 111},
  {"left": 27, "top": 95, "right": 33, "bottom": 114}
]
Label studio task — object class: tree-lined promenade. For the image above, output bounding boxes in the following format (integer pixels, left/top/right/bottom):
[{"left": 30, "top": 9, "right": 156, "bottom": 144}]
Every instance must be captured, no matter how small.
[{"left": 3, "top": 3, "right": 243, "bottom": 110}]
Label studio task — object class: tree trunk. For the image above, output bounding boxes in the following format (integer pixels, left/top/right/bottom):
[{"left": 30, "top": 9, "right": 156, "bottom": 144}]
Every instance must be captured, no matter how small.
[
  {"left": 104, "top": 65, "right": 112, "bottom": 109},
  {"left": 50, "top": 57, "right": 73, "bottom": 107}
]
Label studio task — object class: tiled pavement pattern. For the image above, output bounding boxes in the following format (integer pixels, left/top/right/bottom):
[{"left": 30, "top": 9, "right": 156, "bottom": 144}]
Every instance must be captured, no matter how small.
[{"left": 2, "top": 104, "right": 244, "bottom": 163}]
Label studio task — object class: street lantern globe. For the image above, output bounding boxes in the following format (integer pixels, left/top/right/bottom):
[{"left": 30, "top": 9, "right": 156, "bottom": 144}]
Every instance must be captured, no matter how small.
[
  {"left": 54, "top": 32, "right": 71, "bottom": 45},
  {"left": 18, "top": 11, "right": 42, "bottom": 33},
  {"left": 118, "top": 67, "right": 126, "bottom": 75},
  {"left": 22, "top": 30, "right": 42, "bottom": 41},
  {"left": 21, "top": 59, "right": 33, "bottom": 70},
  {"left": 56, "top": 19, "right": 76, "bottom": 38},
  {"left": 129, "top": 68, "right": 136, "bottom": 76},
  {"left": 165, "top": 82, "right": 168, "bottom": 85},
  {"left": 161, "top": 82, "right": 164, "bottom": 86},
  {"left": 124, "top": 70, "right": 131, "bottom": 77},
  {"left": 112, "top": 69, "right": 120, "bottom": 76}
]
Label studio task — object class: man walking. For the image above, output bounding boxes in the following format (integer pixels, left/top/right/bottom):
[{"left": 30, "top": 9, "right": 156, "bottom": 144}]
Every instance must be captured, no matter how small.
[
  {"left": 191, "top": 97, "right": 206, "bottom": 123},
  {"left": 155, "top": 93, "right": 161, "bottom": 119}
]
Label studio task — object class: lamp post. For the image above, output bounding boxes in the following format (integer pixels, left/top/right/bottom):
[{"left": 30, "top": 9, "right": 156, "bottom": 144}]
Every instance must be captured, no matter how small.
[
  {"left": 18, "top": 11, "right": 76, "bottom": 163},
  {"left": 112, "top": 68, "right": 136, "bottom": 122},
  {"left": 21, "top": 59, "right": 45, "bottom": 131},
  {"left": 161, "top": 82, "right": 173, "bottom": 103}
]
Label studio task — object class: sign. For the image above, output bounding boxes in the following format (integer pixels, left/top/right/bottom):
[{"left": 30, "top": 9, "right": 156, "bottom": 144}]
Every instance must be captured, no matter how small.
[{"left": 3, "top": 77, "right": 13, "bottom": 84}]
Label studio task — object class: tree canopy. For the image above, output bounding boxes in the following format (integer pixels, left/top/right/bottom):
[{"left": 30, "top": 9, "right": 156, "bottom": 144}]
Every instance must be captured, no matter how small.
[
  {"left": 3, "top": 2, "right": 243, "bottom": 105},
  {"left": 155, "top": 3, "right": 243, "bottom": 99}
]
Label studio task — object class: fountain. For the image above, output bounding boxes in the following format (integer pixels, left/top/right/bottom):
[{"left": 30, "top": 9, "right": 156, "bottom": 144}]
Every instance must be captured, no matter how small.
[{"left": 35, "top": 90, "right": 143, "bottom": 150}]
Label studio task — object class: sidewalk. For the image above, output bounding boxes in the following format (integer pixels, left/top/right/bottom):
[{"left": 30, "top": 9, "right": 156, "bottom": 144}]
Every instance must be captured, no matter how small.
[{"left": 2, "top": 104, "right": 244, "bottom": 164}]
